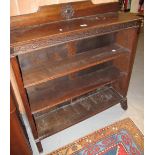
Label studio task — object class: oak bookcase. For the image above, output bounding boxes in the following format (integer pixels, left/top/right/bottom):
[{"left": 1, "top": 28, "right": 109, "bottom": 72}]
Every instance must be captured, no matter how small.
[{"left": 10, "top": 1, "right": 142, "bottom": 152}]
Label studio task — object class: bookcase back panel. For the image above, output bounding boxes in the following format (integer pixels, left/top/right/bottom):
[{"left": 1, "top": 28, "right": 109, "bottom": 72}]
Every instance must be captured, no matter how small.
[
  {"left": 18, "top": 33, "right": 116, "bottom": 72},
  {"left": 76, "top": 33, "right": 115, "bottom": 53},
  {"left": 18, "top": 44, "right": 68, "bottom": 71}
]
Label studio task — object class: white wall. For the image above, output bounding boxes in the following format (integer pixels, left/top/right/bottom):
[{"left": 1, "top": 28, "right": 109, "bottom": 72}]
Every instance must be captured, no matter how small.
[
  {"left": 130, "top": 0, "right": 139, "bottom": 13},
  {"left": 11, "top": 0, "right": 118, "bottom": 16}
]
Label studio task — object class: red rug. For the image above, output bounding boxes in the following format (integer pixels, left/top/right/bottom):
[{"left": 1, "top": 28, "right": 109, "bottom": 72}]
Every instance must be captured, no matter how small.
[{"left": 49, "top": 118, "right": 144, "bottom": 155}]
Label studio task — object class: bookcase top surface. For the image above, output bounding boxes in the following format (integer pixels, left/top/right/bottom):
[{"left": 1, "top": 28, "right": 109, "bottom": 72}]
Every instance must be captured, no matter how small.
[{"left": 10, "top": 1, "right": 142, "bottom": 56}]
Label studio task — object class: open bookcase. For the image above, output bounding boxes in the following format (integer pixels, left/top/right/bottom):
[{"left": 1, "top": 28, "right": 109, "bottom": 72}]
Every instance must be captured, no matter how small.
[{"left": 10, "top": 1, "right": 142, "bottom": 152}]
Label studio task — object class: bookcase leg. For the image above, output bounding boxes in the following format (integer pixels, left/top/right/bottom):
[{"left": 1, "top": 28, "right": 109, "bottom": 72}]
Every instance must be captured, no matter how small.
[
  {"left": 36, "top": 141, "right": 43, "bottom": 153},
  {"left": 120, "top": 98, "right": 128, "bottom": 110}
]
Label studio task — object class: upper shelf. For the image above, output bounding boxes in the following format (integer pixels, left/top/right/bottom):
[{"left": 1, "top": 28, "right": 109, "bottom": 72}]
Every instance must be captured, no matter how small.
[
  {"left": 21, "top": 43, "right": 129, "bottom": 88},
  {"left": 10, "top": 1, "right": 142, "bottom": 56}
]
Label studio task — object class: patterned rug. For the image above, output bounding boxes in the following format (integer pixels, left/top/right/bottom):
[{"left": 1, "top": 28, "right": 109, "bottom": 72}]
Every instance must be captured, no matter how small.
[{"left": 49, "top": 118, "right": 144, "bottom": 155}]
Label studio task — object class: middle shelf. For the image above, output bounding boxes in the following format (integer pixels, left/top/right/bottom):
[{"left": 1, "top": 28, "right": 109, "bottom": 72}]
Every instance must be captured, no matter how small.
[
  {"left": 20, "top": 43, "right": 129, "bottom": 88},
  {"left": 27, "top": 64, "right": 125, "bottom": 116}
]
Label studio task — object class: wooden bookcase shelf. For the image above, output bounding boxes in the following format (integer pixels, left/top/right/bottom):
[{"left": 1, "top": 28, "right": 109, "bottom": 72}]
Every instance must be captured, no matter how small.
[
  {"left": 21, "top": 43, "right": 129, "bottom": 88},
  {"left": 35, "top": 86, "right": 123, "bottom": 140},
  {"left": 27, "top": 65, "right": 124, "bottom": 116},
  {"left": 10, "top": 1, "right": 142, "bottom": 152}
]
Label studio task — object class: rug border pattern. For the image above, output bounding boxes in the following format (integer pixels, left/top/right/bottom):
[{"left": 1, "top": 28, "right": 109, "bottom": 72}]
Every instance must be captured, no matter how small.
[{"left": 49, "top": 118, "right": 144, "bottom": 155}]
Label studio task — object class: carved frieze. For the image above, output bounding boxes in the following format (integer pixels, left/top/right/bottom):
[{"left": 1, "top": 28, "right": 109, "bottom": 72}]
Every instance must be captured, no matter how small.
[{"left": 11, "top": 21, "right": 140, "bottom": 56}]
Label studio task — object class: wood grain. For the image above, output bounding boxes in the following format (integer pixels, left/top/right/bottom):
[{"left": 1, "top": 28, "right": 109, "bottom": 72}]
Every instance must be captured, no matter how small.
[
  {"left": 21, "top": 43, "right": 129, "bottom": 88},
  {"left": 34, "top": 86, "right": 123, "bottom": 140},
  {"left": 11, "top": 1, "right": 120, "bottom": 30},
  {"left": 10, "top": 1, "right": 141, "bottom": 150},
  {"left": 11, "top": 13, "right": 141, "bottom": 56},
  {"left": 11, "top": 86, "right": 32, "bottom": 155},
  {"left": 27, "top": 65, "right": 124, "bottom": 116},
  {"left": 10, "top": 57, "right": 38, "bottom": 139}
]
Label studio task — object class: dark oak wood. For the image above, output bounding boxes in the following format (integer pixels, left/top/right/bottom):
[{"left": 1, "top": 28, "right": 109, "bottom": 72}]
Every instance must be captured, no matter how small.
[
  {"left": 36, "top": 141, "right": 43, "bottom": 153},
  {"left": 120, "top": 98, "right": 128, "bottom": 110},
  {"left": 35, "top": 87, "right": 123, "bottom": 140},
  {"left": 10, "top": 1, "right": 142, "bottom": 152},
  {"left": 11, "top": 12, "right": 141, "bottom": 56},
  {"left": 20, "top": 43, "right": 129, "bottom": 88},
  {"left": 11, "top": 57, "right": 43, "bottom": 152},
  {"left": 11, "top": 1, "right": 120, "bottom": 30},
  {"left": 112, "top": 27, "right": 140, "bottom": 97},
  {"left": 27, "top": 65, "right": 124, "bottom": 116},
  {"left": 11, "top": 57, "right": 38, "bottom": 139},
  {"left": 10, "top": 86, "right": 32, "bottom": 155}
]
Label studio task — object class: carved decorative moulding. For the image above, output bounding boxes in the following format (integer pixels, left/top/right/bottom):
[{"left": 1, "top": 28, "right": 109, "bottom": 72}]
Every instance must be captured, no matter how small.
[
  {"left": 61, "top": 4, "right": 74, "bottom": 20},
  {"left": 11, "top": 21, "right": 140, "bottom": 56}
]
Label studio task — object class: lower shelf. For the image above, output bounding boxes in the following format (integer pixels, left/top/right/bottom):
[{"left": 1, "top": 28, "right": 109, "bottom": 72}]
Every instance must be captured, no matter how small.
[{"left": 35, "top": 86, "right": 123, "bottom": 140}]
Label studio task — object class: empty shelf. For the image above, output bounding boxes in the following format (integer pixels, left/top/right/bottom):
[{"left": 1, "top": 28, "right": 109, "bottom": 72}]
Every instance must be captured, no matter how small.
[
  {"left": 34, "top": 87, "right": 123, "bottom": 140},
  {"left": 27, "top": 65, "right": 124, "bottom": 116},
  {"left": 22, "top": 43, "right": 129, "bottom": 88}
]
